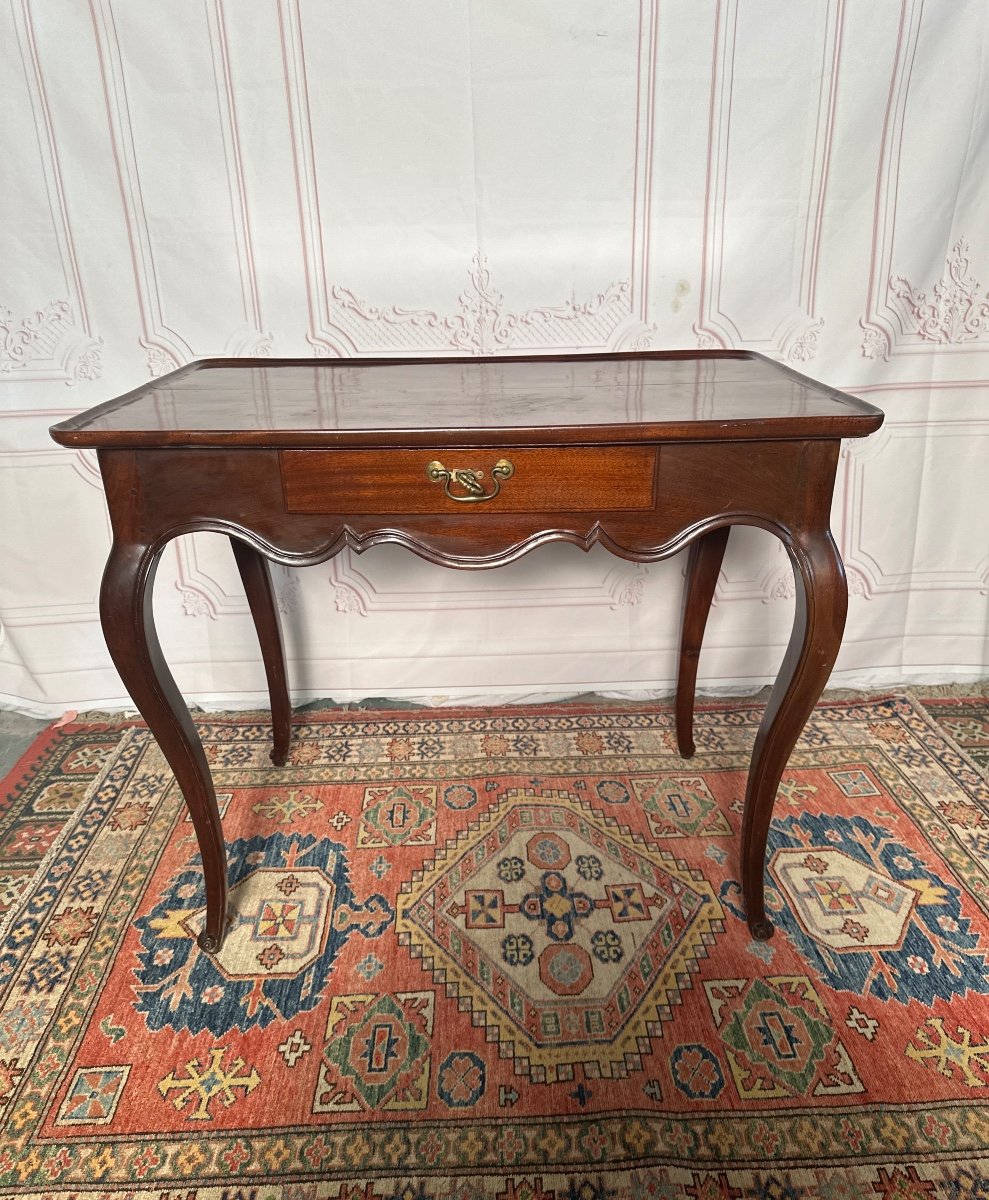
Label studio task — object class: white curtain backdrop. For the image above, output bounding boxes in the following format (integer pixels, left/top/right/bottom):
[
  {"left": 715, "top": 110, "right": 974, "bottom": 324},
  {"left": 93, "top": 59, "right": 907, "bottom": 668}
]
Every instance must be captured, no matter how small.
[{"left": 1, "top": 0, "right": 987, "bottom": 717}]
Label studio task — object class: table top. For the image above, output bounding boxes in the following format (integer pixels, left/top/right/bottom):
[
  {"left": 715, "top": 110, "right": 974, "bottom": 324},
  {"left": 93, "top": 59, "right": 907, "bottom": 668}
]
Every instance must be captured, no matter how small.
[{"left": 50, "top": 351, "right": 883, "bottom": 449}]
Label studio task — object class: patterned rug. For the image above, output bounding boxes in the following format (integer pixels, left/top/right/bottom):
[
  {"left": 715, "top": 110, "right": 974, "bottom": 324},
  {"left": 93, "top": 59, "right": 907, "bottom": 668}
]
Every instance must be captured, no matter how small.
[
  {"left": 0, "top": 715, "right": 130, "bottom": 929},
  {"left": 2, "top": 695, "right": 989, "bottom": 1198},
  {"left": 920, "top": 694, "right": 989, "bottom": 774}
]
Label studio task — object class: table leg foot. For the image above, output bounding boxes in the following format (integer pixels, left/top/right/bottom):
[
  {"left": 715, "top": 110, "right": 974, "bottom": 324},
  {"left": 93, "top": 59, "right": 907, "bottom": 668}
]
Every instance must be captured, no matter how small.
[
  {"left": 231, "top": 537, "right": 292, "bottom": 767},
  {"left": 748, "top": 917, "right": 775, "bottom": 941},
  {"left": 676, "top": 526, "right": 730, "bottom": 758},
  {"left": 197, "top": 928, "right": 223, "bottom": 955},
  {"left": 740, "top": 529, "right": 847, "bottom": 937},
  {"left": 100, "top": 537, "right": 230, "bottom": 953}
]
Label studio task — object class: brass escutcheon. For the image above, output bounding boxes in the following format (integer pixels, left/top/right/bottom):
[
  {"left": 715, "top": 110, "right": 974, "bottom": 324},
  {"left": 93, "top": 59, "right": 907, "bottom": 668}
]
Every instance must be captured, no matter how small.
[{"left": 426, "top": 458, "right": 515, "bottom": 503}]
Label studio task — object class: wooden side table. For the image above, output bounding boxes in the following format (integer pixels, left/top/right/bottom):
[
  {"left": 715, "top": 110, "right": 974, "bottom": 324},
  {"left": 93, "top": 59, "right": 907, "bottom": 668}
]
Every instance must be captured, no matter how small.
[{"left": 51, "top": 351, "right": 884, "bottom": 953}]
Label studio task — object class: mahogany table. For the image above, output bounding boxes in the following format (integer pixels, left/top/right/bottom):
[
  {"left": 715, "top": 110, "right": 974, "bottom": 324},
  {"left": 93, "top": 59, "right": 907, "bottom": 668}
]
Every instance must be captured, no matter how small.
[{"left": 50, "top": 351, "right": 883, "bottom": 953}]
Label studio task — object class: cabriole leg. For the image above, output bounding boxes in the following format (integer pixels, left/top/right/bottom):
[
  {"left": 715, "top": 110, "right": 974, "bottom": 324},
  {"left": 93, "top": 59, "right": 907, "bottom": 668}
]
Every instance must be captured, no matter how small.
[
  {"left": 100, "top": 539, "right": 228, "bottom": 953},
  {"left": 740, "top": 529, "right": 847, "bottom": 940},
  {"left": 231, "top": 538, "right": 292, "bottom": 766},
  {"left": 675, "top": 525, "right": 730, "bottom": 757}
]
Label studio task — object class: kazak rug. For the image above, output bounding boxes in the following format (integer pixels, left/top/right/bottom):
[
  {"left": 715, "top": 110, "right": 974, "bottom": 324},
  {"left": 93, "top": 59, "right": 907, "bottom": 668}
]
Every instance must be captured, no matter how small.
[
  {"left": 921, "top": 694, "right": 989, "bottom": 775},
  {"left": 0, "top": 714, "right": 131, "bottom": 929},
  {"left": 1, "top": 695, "right": 989, "bottom": 1199}
]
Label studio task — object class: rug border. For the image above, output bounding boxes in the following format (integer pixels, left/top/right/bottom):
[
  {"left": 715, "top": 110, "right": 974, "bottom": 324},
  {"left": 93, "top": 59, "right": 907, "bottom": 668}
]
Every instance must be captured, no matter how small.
[{"left": 0, "top": 725, "right": 144, "bottom": 952}]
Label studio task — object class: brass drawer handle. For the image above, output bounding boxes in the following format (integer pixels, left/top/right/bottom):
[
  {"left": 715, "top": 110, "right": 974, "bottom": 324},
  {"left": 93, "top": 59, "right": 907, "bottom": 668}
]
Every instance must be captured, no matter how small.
[{"left": 426, "top": 458, "right": 515, "bottom": 503}]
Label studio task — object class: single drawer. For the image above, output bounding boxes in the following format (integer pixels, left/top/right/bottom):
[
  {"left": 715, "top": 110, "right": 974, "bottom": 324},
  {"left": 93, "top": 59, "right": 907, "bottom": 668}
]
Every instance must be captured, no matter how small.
[{"left": 280, "top": 446, "right": 658, "bottom": 514}]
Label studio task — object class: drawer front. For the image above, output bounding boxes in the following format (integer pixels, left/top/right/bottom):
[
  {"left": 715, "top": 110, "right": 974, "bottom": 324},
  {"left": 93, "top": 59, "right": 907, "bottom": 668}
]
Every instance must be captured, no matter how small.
[{"left": 280, "top": 447, "right": 658, "bottom": 514}]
